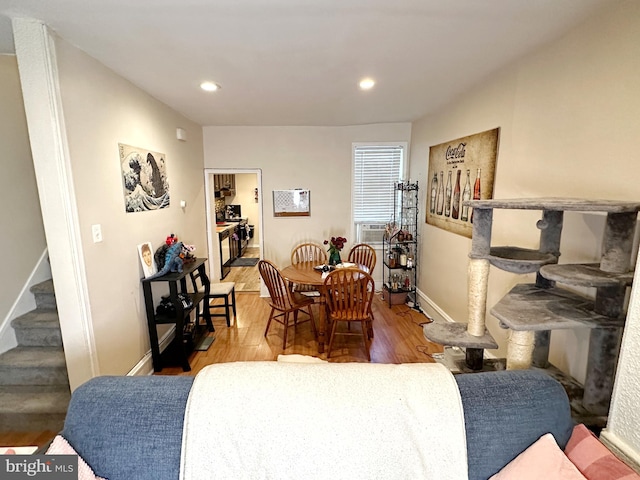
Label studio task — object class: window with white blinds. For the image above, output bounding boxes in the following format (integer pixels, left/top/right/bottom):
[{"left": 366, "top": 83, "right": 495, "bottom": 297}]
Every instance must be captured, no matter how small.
[{"left": 353, "top": 144, "right": 405, "bottom": 243}]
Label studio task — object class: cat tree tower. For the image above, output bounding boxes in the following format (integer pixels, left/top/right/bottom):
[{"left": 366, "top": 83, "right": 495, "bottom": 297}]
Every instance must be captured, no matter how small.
[{"left": 423, "top": 198, "right": 640, "bottom": 418}]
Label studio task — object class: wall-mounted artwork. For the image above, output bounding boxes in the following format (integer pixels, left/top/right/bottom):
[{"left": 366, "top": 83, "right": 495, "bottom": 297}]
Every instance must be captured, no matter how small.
[
  {"left": 425, "top": 128, "right": 500, "bottom": 238},
  {"left": 119, "top": 143, "right": 170, "bottom": 213},
  {"left": 273, "top": 189, "right": 310, "bottom": 217}
]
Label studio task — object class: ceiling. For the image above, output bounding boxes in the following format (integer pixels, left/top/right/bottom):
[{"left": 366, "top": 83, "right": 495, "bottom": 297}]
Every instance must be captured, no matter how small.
[{"left": 0, "top": 0, "right": 620, "bottom": 127}]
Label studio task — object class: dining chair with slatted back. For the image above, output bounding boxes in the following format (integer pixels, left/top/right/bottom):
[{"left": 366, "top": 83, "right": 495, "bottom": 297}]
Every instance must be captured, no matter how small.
[
  {"left": 289, "top": 243, "right": 328, "bottom": 297},
  {"left": 291, "top": 242, "right": 328, "bottom": 265},
  {"left": 323, "top": 268, "right": 375, "bottom": 361},
  {"left": 347, "top": 243, "right": 376, "bottom": 337},
  {"left": 347, "top": 243, "right": 377, "bottom": 273},
  {"left": 258, "top": 260, "right": 318, "bottom": 349}
]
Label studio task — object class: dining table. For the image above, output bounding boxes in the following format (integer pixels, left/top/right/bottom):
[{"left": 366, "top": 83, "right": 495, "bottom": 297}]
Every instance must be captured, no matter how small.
[{"left": 280, "top": 261, "right": 369, "bottom": 354}]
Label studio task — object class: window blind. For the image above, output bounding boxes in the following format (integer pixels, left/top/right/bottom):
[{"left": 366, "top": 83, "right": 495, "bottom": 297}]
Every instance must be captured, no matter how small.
[{"left": 353, "top": 145, "right": 404, "bottom": 224}]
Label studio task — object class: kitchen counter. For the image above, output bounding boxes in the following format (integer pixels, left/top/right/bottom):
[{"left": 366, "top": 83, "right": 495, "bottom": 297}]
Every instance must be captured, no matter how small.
[{"left": 215, "top": 223, "right": 236, "bottom": 234}]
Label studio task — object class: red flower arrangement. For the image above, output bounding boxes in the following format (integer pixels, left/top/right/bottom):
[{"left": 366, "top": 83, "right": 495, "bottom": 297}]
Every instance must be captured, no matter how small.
[
  {"left": 324, "top": 236, "right": 347, "bottom": 255},
  {"left": 324, "top": 236, "right": 346, "bottom": 265}
]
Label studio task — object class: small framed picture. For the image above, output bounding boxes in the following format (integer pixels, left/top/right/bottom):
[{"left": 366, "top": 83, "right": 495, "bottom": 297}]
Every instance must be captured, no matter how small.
[{"left": 138, "top": 242, "right": 157, "bottom": 278}]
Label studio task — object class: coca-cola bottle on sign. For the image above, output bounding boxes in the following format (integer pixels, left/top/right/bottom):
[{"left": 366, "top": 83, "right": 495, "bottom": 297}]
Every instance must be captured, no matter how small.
[
  {"left": 444, "top": 171, "right": 452, "bottom": 217},
  {"left": 436, "top": 171, "right": 444, "bottom": 215},
  {"left": 461, "top": 169, "right": 471, "bottom": 222},
  {"left": 429, "top": 173, "right": 437, "bottom": 214},
  {"left": 451, "top": 170, "right": 461, "bottom": 219},
  {"left": 470, "top": 168, "right": 481, "bottom": 223}
]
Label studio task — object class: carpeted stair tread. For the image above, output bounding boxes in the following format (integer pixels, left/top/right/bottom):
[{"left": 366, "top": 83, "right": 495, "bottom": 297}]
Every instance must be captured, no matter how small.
[
  {"left": 0, "top": 390, "right": 71, "bottom": 414},
  {"left": 0, "top": 346, "right": 66, "bottom": 368},
  {"left": 0, "top": 412, "right": 66, "bottom": 432},
  {"left": 0, "top": 346, "right": 69, "bottom": 386},
  {"left": 0, "top": 390, "right": 69, "bottom": 432},
  {"left": 1, "top": 278, "right": 70, "bottom": 430},
  {"left": 30, "top": 280, "right": 55, "bottom": 295},
  {"left": 11, "top": 309, "right": 59, "bottom": 328},
  {"left": 30, "top": 280, "right": 56, "bottom": 310},
  {"left": 0, "top": 384, "right": 70, "bottom": 394},
  {"left": 12, "top": 309, "right": 62, "bottom": 347}
]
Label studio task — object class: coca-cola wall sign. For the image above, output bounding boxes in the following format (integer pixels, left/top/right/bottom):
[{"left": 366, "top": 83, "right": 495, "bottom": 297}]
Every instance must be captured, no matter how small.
[{"left": 426, "top": 128, "right": 500, "bottom": 238}]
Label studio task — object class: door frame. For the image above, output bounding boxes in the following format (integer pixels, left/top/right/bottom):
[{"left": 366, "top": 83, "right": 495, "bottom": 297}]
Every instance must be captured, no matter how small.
[{"left": 204, "top": 168, "right": 265, "bottom": 294}]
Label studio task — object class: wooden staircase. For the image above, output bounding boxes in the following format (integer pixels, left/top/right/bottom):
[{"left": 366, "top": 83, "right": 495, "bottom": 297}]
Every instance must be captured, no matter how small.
[{"left": 0, "top": 280, "right": 70, "bottom": 432}]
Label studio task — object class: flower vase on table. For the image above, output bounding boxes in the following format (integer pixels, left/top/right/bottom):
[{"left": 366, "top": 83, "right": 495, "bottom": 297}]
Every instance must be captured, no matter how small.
[{"left": 325, "top": 236, "right": 346, "bottom": 266}]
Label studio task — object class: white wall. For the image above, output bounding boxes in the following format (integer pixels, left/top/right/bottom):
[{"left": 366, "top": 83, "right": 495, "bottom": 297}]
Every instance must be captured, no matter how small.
[
  {"left": 203, "top": 125, "right": 412, "bottom": 278},
  {"left": 409, "top": 0, "right": 640, "bottom": 457},
  {"left": 0, "top": 55, "right": 46, "bottom": 319},
  {"left": 603, "top": 251, "right": 640, "bottom": 467},
  {"left": 0, "top": 54, "right": 47, "bottom": 330}
]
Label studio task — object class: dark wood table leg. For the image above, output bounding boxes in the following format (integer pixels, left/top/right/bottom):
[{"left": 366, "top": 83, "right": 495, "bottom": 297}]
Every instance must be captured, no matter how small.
[{"left": 317, "top": 288, "right": 326, "bottom": 353}]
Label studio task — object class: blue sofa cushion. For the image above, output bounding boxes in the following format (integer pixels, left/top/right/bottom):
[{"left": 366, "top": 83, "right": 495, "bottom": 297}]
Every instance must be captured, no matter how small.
[
  {"left": 456, "top": 369, "right": 574, "bottom": 480},
  {"left": 62, "top": 375, "right": 194, "bottom": 480}
]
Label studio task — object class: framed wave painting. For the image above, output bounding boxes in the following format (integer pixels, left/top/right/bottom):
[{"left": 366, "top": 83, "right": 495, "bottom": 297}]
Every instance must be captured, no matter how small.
[{"left": 119, "top": 143, "right": 170, "bottom": 213}]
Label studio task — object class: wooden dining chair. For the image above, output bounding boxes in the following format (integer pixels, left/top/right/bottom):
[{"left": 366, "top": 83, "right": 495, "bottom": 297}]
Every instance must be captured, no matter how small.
[
  {"left": 290, "top": 242, "right": 328, "bottom": 298},
  {"left": 190, "top": 268, "right": 236, "bottom": 328},
  {"left": 258, "top": 260, "right": 318, "bottom": 349},
  {"left": 323, "top": 268, "right": 375, "bottom": 361},
  {"left": 348, "top": 243, "right": 377, "bottom": 273},
  {"left": 291, "top": 242, "right": 327, "bottom": 265},
  {"left": 347, "top": 243, "right": 377, "bottom": 336}
]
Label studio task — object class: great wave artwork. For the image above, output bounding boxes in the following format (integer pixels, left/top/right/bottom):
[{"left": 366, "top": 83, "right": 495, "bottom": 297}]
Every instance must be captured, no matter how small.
[{"left": 119, "top": 143, "right": 170, "bottom": 213}]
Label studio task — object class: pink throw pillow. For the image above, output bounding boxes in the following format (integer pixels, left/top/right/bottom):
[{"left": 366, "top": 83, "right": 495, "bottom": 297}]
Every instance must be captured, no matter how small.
[
  {"left": 490, "top": 433, "right": 587, "bottom": 480},
  {"left": 565, "top": 424, "right": 640, "bottom": 480},
  {"left": 45, "top": 435, "right": 106, "bottom": 480}
]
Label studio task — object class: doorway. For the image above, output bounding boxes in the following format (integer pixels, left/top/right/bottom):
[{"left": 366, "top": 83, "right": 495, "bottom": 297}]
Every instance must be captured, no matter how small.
[{"left": 204, "top": 168, "right": 263, "bottom": 293}]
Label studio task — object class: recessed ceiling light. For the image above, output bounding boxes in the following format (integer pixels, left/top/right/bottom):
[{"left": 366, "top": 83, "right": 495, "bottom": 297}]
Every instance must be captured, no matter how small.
[
  {"left": 200, "top": 81, "right": 221, "bottom": 92},
  {"left": 359, "top": 78, "right": 375, "bottom": 90}
]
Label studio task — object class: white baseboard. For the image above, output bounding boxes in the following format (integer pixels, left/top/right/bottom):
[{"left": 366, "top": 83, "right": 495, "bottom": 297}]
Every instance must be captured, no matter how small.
[
  {"left": 599, "top": 429, "right": 640, "bottom": 474},
  {"left": 127, "top": 327, "right": 176, "bottom": 376},
  {"left": 416, "top": 288, "right": 456, "bottom": 324}
]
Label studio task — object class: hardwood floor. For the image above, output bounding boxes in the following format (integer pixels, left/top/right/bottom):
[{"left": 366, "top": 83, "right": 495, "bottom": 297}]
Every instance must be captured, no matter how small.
[
  {"left": 0, "top": 289, "right": 442, "bottom": 449},
  {"left": 157, "top": 291, "right": 442, "bottom": 376},
  {"left": 222, "top": 246, "right": 260, "bottom": 292},
  {"left": 0, "top": 430, "right": 57, "bottom": 452}
]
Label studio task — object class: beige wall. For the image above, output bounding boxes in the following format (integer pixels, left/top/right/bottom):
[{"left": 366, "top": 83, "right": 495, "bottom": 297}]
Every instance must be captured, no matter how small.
[
  {"left": 203, "top": 125, "right": 412, "bottom": 272},
  {"left": 54, "top": 38, "right": 206, "bottom": 375},
  {"left": 0, "top": 55, "right": 47, "bottom": 325},
  {"left": 410, "top": 0, "right": 640, "bottom": 409}
]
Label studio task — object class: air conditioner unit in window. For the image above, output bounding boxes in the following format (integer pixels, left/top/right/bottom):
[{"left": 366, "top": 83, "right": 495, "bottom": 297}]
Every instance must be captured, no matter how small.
[{"left": 359, "top": 224, "right": 386, "bottom": 244}]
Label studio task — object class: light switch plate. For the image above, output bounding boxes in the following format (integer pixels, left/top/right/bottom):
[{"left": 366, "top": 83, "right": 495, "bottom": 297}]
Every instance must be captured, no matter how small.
[{"left": 91, "top": 224, "right": 103, "bottom": 243}]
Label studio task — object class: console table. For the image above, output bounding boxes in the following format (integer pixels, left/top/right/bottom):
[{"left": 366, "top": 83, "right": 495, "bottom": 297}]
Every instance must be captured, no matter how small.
[{"left": 141, "top": 257, "right": 212, "bottom": 372}]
